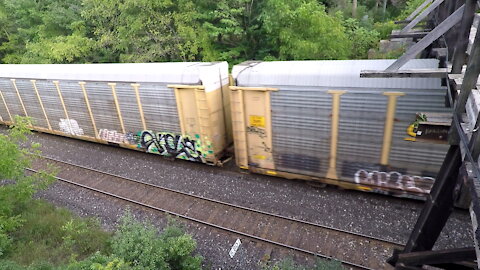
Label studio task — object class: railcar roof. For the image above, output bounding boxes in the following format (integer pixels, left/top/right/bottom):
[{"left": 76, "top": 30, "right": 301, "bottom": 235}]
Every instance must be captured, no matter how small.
[
  {"left": 232, "top": 59, "right": 443, "bottom": 89},
  {"left": 0, "top": 62, "right": 227, "bottom": 84}
]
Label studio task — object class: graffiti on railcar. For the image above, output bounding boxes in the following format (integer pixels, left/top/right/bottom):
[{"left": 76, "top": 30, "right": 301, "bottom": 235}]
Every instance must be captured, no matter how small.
[
  {"left": 99, "top": 129, "right": 125, "bottom": 144},
  {"left": 124, "top": 132, "right": 138, "bottom": 144},
  {"left": 246, "top": 126, "right": 266, "bottom": 138},
  {"left": 139, "top": 130, "right": 212, "bottom": 163},
  {"left": 98, "top": 129, "right": 137, "bottom": 144},
  {"left": 354, "top": 169, "right": 434, "bottom": 194},
  {"left": 59, "top": 119, "right": 84, "bottom": 136}
]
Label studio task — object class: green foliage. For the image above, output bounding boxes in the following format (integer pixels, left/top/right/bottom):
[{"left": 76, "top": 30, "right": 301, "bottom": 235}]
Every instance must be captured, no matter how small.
[
  {"left": 0, "top": 260, "right": 55, "bottom": 270},
  {"left": 21, "top": 30, "right": 96, "bottom": 64},
  {"left": 0, "top": 116, "right": 55, "bottom": 257},
  {"left": 111, "top": 211, "right": 202, "bottom": 270},
  {"left": 373, "top": 20, "right": 398, "bottom": 40},
  {"left": 199, "top": 0, "right": 264, "bottom": 63},
  {"left": 64, "top": 253, "right": 131, "bottom": 270},
  {"left": 368, "top": 45, "right": 406, "bottom": 59},
  {"left": 261, "top": 257, "right": 344, "bottom": 270},
  {"left": 81, "top": 0, "right": 203, "bottom": 62},
  {"left": 7, "top": 201, "right": 110, "bottom": 266},
  {"left": 0, "top": 120, "right": 201, "bottom": 269},
  {"left": 399, "top": 0, "right": 427, "bottom": 20},
  {"left": 0, "top": 0, "right": 414, "bottom": 63},
  {"left": 110, "top": 211, "right": 167, "bottom": 270},
  {"left": 262, "top": 0, "right": 351, "bottom": 60},
  {"left": 0, "top": 0, "right": 85, "bottom": 63},
  {"left": 342, "top": 18, "right": 380, "bottom": 59}
]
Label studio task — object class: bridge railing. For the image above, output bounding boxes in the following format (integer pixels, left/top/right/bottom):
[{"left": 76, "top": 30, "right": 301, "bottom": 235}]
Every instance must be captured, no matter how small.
[{"left": 362, "top": 1, "right": 480, "bottom": 268}]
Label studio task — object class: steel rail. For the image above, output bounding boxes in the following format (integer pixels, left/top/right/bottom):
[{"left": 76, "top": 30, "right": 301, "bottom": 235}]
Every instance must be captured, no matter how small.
[
  {"left": 26, "top": 166, "right": 375, "bottom": 270},
  {"left": 37, "top": 154, "right": 405, "bottom": 247}
]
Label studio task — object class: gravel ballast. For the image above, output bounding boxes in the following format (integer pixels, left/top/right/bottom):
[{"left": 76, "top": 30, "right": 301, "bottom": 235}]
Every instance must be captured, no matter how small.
[{"left": 24, "top": 130, "right": 472, "bottom": 269}]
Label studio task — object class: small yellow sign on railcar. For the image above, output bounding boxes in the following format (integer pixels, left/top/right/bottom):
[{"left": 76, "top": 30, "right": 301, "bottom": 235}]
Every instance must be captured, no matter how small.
[{"left": 249, "top": 115, "right": 265, "bottom": 127}]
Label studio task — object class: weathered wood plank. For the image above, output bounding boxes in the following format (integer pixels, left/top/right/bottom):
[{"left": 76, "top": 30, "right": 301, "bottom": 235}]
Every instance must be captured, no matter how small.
[
  {"left": 455, "top": 16, "right": 480, "bottom": 115},
  {"left": 360, "top": 68, "right": 448, "bottom": 78},
  {"left": 406, "top": 0, "right": 435, "bottom": 21},
  {"left": 402, "top": 0, "right": 445, "bottom": 33},
  {"left": 395, "top": 20, "right": 412, "bottom": 24},
  {"left": 451, "top": 0, "right": 477, "bottom": 74},
  {"left": 397, "top": 247, "right": 476, "bottom": 265},
  {"left": 386, "top": 5, "right": 465, "bottom": 72},
  {"left": 390, "top": 31, "right": 429, "bottom": 38}
]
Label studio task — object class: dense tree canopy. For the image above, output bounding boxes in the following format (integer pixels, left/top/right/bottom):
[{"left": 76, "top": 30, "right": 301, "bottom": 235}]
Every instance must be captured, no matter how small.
[{"left": 0, "top": 0, "right": 414, "bottom": 64}]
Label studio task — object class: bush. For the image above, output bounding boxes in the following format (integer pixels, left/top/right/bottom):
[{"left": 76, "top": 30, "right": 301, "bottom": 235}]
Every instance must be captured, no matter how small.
[
  {"left": 111, "top": 212, "right": 202, "bottom": 270},
  {"left": 343, "top": 18, "right": 380, "bottom": 59},
  {"left": 262, "top": 0, "right": 351, "bottom": 60},
  {"left": 63, "top": 253, "right": 130, "bottom": 270},
  {"left": 7, "top": 200, "right": 111, "bottom": 266},
  {"left": 0, "top": 116, "right": 56, "bottom": 257},
  {"left": 398, "top": 0, "right": 428, "bottom": 20},
  {"left": 262, "top": 258, "right": 344, "bottom": 270},
  {"left": 374, "top": 21, "right": 398, "bottom": 40}
]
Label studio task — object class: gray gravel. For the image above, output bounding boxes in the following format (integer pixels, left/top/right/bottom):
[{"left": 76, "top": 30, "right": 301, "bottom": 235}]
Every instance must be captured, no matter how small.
[
  {"left": 36, "top": 181, "right": 267, "bottom": 270},
  {"left": 24, "top": 129, "right": 473, "bottom": 269}
]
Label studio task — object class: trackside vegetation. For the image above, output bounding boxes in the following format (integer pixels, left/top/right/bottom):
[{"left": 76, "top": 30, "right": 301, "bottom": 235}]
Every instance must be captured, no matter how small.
[
  {"left": 0, "top": 118, "right": 343, "bottom": 269},
  {"left": 262, "top": 258, "right": 343, "bottom": 270},
  {"left": 0, "top": 0, "right": 422, "bottom": 65},
  {"left": 0, "top": 118, "right": 202, "bottom": 270}
]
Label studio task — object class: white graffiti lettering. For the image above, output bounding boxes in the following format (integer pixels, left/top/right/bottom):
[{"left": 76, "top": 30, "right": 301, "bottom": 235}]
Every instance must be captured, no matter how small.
[
  {"left": 354, "top": 170, "right": 434, "bottom": 193},
  {"left": 99, "top": 129, "right": 125, "bottom": 144},
  {"left": 59, "top": 119, "right": 84, "bottom": 136}
]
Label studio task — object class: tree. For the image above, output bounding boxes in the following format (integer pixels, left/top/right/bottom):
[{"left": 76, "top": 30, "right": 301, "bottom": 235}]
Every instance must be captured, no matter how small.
[
  {"left": 198, "top": 0, "right": 265, "bottom": 63},
  {"left": 262, "top": 0, "right": 351, "bottom": 60},
  {"left": 81, "top": 0, "right": 204, "bottom": 63},
  {"left": 343, "top": 18, "right": 380, "bottom": 59},
  {"left": 0, "top": 117, "right": 55, "bottom": 256},
  {"left": 0, "top": 0, "right": 86, "bottom": 63}
]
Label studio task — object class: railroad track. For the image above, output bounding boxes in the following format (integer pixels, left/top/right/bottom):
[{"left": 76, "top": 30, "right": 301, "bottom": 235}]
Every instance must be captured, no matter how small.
[{"left": 30, "top": 155, "right": 404, "bottom": 269}]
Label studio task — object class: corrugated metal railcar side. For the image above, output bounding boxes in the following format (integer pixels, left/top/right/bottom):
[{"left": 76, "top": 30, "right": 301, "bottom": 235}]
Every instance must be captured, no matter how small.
[
  {"left": 230, "top": 59, "right": 449, "bottom": 198},
  {"left": 0, "top": 62, "right": 231, "bottom": 165}
]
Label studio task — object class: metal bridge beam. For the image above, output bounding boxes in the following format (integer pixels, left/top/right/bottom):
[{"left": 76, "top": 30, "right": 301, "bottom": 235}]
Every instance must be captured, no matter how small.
[
  {"left": 401, "top": 0, "right": 445, "bottom": 33},
  {"left": 451, "top": 0, "right": 477, "bottom": 73},
  {"left": 406, "top": 0, "right": 435, "bottom": 22},
  {"left": 385, "top": 5, "right": 465, "bottom": 72},
  {"left": 387, "top": 145, "right": 463, "bottom": 267}
]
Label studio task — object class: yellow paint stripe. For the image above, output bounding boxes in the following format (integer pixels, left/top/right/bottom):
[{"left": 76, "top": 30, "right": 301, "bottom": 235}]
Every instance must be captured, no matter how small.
[
  {"left": 11, "top": 79, "right": 28, "bottom": 117},
  {"left": 173, "top": 87, "right": 186, "bottom": 135},
  {"left": 31, "top": 80, "right": 52, "bottom": 130},
  {"left": 131, "top": 83, "right": 147, "bottom": 130},
  {"left": 237, "top": 89, "right": 249, "bottom": 169},
  {"left": 194, "top": 89, "right": 210, "bottom": 141},
  {"left": 326, "top": 90, "right": 347, "bottom": 179},
  {"left": 108, "top": 83, "right": 125, "bottom": 134},
  {"left": 357, "top": 186, "right": 373, "bottom": 191},
  {"left": 264, "top": 90, "right": 275, "bottom": 170},
  {"left": 79, "top": 82, "right": 99, "bottom": 138},
  {"left": 380, "top": 92, "right": 405, "bottom": 165},
  {"left": 0, "top": 90, "right": 12, "bottom": 122},
  {"left": 53, "top": 81, "right": 74, "bottom": 134}
]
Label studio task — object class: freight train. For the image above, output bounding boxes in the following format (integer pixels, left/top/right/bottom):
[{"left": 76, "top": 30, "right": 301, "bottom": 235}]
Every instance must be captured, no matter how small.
[{"left": 0, "top": 60, "right": 450, "bottom": 199}]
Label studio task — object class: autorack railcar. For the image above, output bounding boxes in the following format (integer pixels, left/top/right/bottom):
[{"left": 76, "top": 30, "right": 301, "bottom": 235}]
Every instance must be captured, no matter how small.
[
  {"left": 0, "top": 62, "right": 231, "bottom": 165},
  {"left": 0, "top": 59, "right": 451, "bottom": 199},
  {"left": 230, "top": 59, "right": 449, "bottom": 199}
]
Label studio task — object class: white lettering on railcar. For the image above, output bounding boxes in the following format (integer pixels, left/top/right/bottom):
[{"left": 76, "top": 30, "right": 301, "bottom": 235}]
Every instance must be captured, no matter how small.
[
  {"left": 59, "top": 119, "right": 84, "bottom": 136},
  {"left": 354, "top": 169, "right": 434, "bottom": 193}
]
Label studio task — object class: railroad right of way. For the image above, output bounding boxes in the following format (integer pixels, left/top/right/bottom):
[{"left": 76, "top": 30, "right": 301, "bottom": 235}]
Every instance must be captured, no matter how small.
[{"left": 31, "top": 156, "right": 407, "bottom": 269}]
